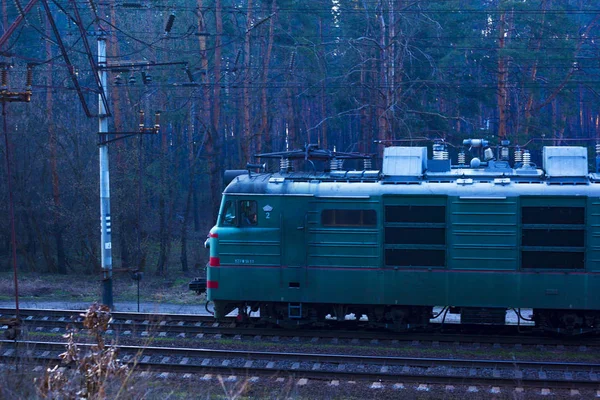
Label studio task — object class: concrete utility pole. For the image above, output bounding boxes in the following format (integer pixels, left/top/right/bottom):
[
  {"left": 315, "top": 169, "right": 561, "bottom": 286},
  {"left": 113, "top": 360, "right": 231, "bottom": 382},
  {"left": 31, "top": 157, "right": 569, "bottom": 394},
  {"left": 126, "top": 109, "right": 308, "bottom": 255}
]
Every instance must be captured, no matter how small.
[{"left": 98, "top": 37, "right": 113, "bottom": 309}]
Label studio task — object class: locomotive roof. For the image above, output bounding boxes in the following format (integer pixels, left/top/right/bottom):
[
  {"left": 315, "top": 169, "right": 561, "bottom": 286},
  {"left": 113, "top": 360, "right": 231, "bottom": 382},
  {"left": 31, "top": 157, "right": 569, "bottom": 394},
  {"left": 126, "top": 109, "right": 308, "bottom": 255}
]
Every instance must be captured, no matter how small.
[
  {"left": 223, "top": 145, "right": 600, "bottom": 197},
  {"left": 224, "top": 171, "right": 600, "bottom": 198}
]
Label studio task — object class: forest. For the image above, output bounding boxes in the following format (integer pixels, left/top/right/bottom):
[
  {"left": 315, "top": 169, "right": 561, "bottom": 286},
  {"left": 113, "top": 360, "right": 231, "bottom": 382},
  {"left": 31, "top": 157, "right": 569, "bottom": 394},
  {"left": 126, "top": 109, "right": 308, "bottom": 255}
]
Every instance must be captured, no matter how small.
[{"left": 1, "top": 0, "right": 599, "bottom": 276}]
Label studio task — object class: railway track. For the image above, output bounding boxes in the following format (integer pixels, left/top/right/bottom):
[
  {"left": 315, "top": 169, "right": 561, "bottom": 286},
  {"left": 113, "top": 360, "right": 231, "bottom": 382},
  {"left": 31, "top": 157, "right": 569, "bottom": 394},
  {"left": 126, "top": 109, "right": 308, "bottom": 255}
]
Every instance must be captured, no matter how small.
[
  {"left": 0, "top": 339, "right": 599, "bottom": 393},
  {"left": 2, "top": 307, "right": 599, "bottom": 350}
]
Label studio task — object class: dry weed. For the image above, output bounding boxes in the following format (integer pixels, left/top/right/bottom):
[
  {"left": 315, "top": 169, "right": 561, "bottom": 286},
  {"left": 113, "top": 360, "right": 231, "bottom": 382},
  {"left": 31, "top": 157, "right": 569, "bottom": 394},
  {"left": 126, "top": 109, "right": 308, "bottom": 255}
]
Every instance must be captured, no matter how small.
[{"left": 36, "top": 303, "right": 129, "bottom": 399}]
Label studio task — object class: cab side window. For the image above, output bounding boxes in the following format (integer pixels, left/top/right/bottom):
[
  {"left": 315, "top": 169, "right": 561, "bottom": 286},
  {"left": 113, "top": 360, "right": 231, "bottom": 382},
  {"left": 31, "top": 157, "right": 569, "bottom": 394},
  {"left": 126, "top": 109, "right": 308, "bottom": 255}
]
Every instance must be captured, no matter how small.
[
  {"left": 221, "top": 200, "right": 236, "bottom": 226},
  {"left": 240, "top": 200, "right": 258, "bottom": 226}
]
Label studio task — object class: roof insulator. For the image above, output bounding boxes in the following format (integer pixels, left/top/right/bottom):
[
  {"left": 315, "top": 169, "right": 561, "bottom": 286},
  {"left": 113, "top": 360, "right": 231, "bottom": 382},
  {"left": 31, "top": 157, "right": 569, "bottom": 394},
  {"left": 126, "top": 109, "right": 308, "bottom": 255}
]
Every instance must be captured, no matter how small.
[{"left": 164, "top": 13, "right": 175, "bottom": 35}]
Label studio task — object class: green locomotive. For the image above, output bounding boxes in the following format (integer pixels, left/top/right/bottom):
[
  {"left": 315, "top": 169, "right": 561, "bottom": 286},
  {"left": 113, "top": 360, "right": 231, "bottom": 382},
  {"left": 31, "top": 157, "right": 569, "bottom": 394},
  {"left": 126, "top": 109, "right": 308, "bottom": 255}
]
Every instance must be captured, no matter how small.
[{"left": 197, "top": 141, "right": 600, "bottom": 333}]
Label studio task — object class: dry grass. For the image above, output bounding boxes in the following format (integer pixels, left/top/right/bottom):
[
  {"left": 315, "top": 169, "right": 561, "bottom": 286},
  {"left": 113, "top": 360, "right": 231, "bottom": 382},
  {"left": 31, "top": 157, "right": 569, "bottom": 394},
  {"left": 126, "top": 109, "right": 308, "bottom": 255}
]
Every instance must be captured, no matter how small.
[{"left": 0, "top": 272, "right": 202, "bottom": 305}]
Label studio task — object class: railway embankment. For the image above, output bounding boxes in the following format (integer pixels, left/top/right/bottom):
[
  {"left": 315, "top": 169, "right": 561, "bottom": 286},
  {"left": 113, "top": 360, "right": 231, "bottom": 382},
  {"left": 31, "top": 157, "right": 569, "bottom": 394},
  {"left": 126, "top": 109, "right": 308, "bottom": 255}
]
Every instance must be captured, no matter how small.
[{"left": 1, "top": 306, "right": 599, "bottom": 399}]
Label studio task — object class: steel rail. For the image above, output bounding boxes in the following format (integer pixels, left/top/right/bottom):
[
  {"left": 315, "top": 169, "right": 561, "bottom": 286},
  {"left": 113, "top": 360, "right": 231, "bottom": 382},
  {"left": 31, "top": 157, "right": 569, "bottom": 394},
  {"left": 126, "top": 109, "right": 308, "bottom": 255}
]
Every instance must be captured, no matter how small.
[
  {"left": 2, "top": 340, "right": 599, "bottom": 372},
  {"left": 2, "top": 308, "right": 599, "bottom": 347},
  {"left": 1, "top": 340, "right": 599, "bottom": 390}
]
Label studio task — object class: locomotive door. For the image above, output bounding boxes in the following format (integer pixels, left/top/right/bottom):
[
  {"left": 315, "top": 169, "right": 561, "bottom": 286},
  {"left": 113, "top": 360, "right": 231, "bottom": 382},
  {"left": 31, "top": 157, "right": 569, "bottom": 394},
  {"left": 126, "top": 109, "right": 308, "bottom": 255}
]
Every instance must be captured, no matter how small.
[{"left": 281, "top": 197, "right": 308, "bottom": 297}]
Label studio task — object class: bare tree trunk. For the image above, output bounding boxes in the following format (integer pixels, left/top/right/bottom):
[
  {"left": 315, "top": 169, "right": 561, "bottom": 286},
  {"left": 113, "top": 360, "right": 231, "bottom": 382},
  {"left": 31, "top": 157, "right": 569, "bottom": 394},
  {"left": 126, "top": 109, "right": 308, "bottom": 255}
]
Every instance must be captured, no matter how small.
[
  {"left": 204, "top": 0, "right": 224, "bottom": 220},
  {"left": 377, "top": 2, "right": 391, "bottom": 141},
  {"left": 196, "top": 0, "right": 215, "bottom": 225},
  {"left": 180, "top": 103, "right": 197, "bottom": 272},
  {"left": 360, "top": 63, "right": 369, "bottom": 153},
  {"left": 241, "top": 0, "right": 254, "bottom": 160},
  {"left": 46, "top": 17, "right": 66, "bottom": 274},
  {"left": 259, "top": 0, "right": 276, "bottom": 154},
  {"left": 318, "top": 18, "right": 328, "bottom": 149},
  {"left": 156, "top": 129, "right": 168, "bottom": 275},
  {"left": 523, "top": 1, "right": 546, "bottom": 139},
  {"left": 497, "top": 10, "right": 508, "bottom": 140}
]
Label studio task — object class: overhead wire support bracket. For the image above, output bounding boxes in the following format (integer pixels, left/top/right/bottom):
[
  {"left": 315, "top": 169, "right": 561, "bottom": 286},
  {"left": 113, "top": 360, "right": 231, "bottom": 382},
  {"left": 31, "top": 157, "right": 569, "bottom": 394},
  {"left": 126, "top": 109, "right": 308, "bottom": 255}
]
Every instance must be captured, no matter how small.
[
  {"left": 69, "top": 0, "right": 111, "bottom": 117},
  {"left": 40, "top": 0, "right": 93, "bottom": 117},
  {"left": 0, "top": 63, "right": 34, "bottom": 103},
  {"left": 96, "top": 110, "right": 160, "bottom": 145},
  {"left": 0, "top": 0, "right": 39, "bottom": 50},
  {"left": 99, "top": 61, "right": 188, "bottom": 71}
]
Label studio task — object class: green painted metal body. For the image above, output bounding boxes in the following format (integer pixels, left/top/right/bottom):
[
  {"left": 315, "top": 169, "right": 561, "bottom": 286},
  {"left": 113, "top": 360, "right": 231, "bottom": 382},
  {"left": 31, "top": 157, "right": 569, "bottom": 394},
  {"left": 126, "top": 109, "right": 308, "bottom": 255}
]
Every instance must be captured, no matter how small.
[{"left": 206, "top": 174, "right": 600, "bottom": 313}]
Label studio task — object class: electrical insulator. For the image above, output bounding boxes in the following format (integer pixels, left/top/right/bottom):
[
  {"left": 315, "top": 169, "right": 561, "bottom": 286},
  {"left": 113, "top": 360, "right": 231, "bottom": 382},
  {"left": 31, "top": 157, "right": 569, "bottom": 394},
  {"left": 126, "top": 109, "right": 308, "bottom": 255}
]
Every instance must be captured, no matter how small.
[
  {"left": 164, "top": 13, "right": 175, "bottom": 35},
  {"left": 114, "top": 74, "right": 123, "bottom": 85},
  {"left": 280, "top": 158, "right": 290, "bottom": 173},
  {"left": 288, "top": 51, "right": 296, "bottom": 71},
  {"left": 25, "top": 64, "right": 33, "bottom": 91},
  {"left": 330, "top": 158, "right": 338, "bottom": 171},
  {"left": 523, "top": 150, "right": 531, "bottom": 166},
  {"left": 514, "top": 147, "right": 523, "bottom": 164},
  {"left": 234, "top": 49, "right": 242, "bottom": 69},
  {"left": 458, "top": 151, "right": 466, "bottom": 165},
  {"left": 363, "top": 158, "right": 372, "bottom": 170},
  {"left": 139, "top": 110, "right": 145, "bottom": 131},
  {"left": 13, "top": 0, "right": 24, "bottom": 16},
  {"left": 185, "top": 66, "right": 194, "bottom": 82},
  {"left": 142, "top": 71, "right": 152, "bottom": 84},
  {"left": 1, "top": 67, "right": 7, "bottom": 89},
  {"left": 154, "top": 111, "right": 161, "bottom": 130},
  {"left": 501, "top": 146, "right": 509, "bottom": 161},
  {"left": 128, "top": 74, "right": 136, "bottom": 85},
  {"left": 596, "top": 143, "right": 600, "bottom": 156},
  {"left": 432, "top": 141, "right": 448, "bottom": 160}
]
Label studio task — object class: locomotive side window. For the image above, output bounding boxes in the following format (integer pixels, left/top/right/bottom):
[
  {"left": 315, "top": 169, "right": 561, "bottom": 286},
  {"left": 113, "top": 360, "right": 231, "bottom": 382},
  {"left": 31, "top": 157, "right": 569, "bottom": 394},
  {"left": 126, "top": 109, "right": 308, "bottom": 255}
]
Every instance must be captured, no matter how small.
[
  {"left": 321, "top": 209, "right": 377, "bottom": 226},
  {"left": 240, "top": 200, "right": 258, "bottom": 226},
  {"left": 521, "top": 205, "right": 585, "bottom": 269},
  {"left": 221, "top": 200, "right": 236, "bottom": 226}
]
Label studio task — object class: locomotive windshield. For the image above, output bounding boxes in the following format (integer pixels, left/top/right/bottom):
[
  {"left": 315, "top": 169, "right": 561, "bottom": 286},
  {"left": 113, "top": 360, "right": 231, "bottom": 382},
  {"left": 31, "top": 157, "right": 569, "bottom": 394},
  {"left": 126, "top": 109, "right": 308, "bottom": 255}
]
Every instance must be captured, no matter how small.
[
  {"left": 221, "top": 200, "right": 236, "bottom": 226},
  {"left": 221, "top": 199, "right": 258, "bottom": 227},
  {"left": 240, "top": 200, "right": 258, "bottom": 226}
]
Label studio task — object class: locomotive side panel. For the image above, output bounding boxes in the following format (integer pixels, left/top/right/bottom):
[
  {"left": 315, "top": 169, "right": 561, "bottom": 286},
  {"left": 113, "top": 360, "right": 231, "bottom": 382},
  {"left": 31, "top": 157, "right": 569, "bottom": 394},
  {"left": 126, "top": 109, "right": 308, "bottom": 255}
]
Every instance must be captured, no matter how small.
[
  {"left": 447, "top": 196, "right": 518, "bottom": 271},
  {"left": 379, "top": 195, "right": 448, "bottom": 306},
  {"left": 586, "top": 197, "right": 600, "bottom": 271},
  {"left": 304, "top": 196, "right": 382, "bottom": 304}
]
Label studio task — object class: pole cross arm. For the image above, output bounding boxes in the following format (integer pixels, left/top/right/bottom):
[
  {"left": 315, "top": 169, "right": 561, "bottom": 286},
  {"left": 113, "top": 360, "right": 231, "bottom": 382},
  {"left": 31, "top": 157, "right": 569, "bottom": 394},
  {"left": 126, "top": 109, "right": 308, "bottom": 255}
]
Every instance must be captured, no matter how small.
[
  {"left": 0, "top": 91, "right": 32, "bottom": 102},
  {"left": 0, "top": 0, "right": 39, "bottom": 50}
]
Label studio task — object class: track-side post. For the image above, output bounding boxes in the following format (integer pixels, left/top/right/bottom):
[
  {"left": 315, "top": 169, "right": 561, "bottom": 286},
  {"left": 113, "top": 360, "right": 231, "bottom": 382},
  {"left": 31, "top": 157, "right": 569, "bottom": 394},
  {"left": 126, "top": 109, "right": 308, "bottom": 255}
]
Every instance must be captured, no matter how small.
[{"left": 98, "top": 37, "right": 113, "bottom": 309}]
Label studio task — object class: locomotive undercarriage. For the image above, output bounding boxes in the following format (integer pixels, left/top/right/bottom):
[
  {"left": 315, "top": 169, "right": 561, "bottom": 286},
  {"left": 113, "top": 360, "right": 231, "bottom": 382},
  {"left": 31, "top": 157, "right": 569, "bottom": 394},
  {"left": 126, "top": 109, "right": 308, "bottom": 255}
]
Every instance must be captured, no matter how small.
[
  {"left": 533, "top": 309, "right": 600, "bottom": 335},
  {"left": 212, "top": 300, "right": 600, "bottom": 334},
  {"left": 214, "top": 300, "right": 432, "bottom": 331}
]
